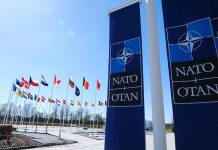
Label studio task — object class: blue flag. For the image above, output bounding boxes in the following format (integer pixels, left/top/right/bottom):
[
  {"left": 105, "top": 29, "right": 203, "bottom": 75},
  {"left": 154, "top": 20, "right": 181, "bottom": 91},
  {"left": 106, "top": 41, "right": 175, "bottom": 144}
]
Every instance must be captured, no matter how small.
[
  {"left": 28, "top": 93, "right": 33, "bottom": 100},
  {"left": 12, "top": 84, "right": 17, "bottom": 92},
  {"left": 41, "top": 75, "right": 49, "bottom": 86},
  {"left": 16, "top": 79, "right": 21, "bottom": 87},
  {"left": 75, "top": 86, "right": 80, "bottom": 96},
  {"left": 162, "top": 0, "right": 218, "bottom": 149}
]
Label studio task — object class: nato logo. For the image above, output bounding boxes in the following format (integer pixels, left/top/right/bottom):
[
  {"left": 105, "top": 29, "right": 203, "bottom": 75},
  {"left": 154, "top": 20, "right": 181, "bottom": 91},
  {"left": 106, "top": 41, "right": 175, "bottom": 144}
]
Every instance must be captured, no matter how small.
[
  {"left": 110, "top": 37, "right": 141, "bottom": 74},
  {"left": 166, "top": 18, "right": 218, "bottom": 63}
]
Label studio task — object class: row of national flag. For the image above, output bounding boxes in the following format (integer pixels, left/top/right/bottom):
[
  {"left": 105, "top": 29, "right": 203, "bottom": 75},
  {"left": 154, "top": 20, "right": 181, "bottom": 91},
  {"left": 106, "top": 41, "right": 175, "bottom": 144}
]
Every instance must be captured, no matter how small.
[
  {"left": 13, "top": 84, "right": 106, "bottom": 107},
  {"left": 15, "top": 75, "right": 101, "bottom": 92}
]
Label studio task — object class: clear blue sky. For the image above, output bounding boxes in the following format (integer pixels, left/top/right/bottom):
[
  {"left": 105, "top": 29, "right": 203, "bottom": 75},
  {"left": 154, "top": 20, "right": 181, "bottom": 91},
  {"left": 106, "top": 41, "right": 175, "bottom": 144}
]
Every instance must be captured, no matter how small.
[{"left": 0, "top": 0, "right": 172, "bottom": 123}]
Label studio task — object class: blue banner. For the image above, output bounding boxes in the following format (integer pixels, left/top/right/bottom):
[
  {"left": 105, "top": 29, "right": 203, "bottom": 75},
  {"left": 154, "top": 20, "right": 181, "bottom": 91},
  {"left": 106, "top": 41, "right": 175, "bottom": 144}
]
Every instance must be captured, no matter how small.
[
  {"left": 105, "top": 1, "right": 145, "bottom": 150},
  {"left": 162, "top": 0, "right": 218, "bottom": 149}
]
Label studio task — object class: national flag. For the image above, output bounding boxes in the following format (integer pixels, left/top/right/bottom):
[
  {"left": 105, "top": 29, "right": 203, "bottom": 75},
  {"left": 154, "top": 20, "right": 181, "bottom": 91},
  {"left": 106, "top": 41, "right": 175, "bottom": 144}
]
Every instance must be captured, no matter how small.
[
  {"left": 49, "top": 98, "right": 55, "bottom": 103},
  {"left": 69, "top": 76, "right": 75, "bottom": 88},
  {"left": 63, "top": 99, "right": 67, "bottom": 105},
  {"left": 19, "top": 90, "right": 24, "bottom": 97},
  {"left": 12, "top": 84, "right": 17, "bottom": 92},
  {"left": 70, "top": 100, "right": 74, "bottom": 106},
  {"left": 54, "top": 75, "right": 61, "bottom": 86},
  {"left": 23, "top": 91, "right": 28, "bottom": 99},
  {"left": 16, "top": 79, "right": 21, "bottom": 87},
  {"left": 28, "top": 93, "right": 33, "bottom": 100},
  {"left": 41, "top": 96, "right": 46, "bottom": 102},
  {"left": 83, "top": 77, "right": 89, "bottom": 90},
  {"left": 56, "top": 99, "right": 61, "bottom": 105},
  {"left": 56, "top": 98, "right": 61, "bottom": 103},
  {"left": 41, "top": 75, "right": 48, "bottom": 86},
  {"left": 97, "top": 80, "right": 101, "bottom": 90},
  {"left": 21, "top": 77, "right": 30, "bottom": 89},
  {"left": 99, "top": 101, "right": 104, "bottom": 106},
  {"left": 78, "top": 101, "right": 82, "bottom": 106},
  {"left": 16, "top": 89, "right": 22, "bottom": 96},
  {"left": 85, "top": 102, "right": 88, "bottom": 107},
  {"left": 91, "top": 103, "right": 95, "bottom": 107},
  {"left": 75, "top": 86, "right": 80, "bottom": 96},
  {"left": 29, "top": 76, "right": 39, "bottom": 86},
  {"left": 34, "top": 94, "right": 37, "bottom": 100},
  {"left": 37, "top": 97, "right": 41, "bottom": 102}
]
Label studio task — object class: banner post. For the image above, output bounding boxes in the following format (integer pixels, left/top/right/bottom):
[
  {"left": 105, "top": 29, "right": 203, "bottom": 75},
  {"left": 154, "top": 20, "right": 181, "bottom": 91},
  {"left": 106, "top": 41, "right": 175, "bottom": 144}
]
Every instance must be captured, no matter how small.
[
  {"left": 105, "top": 1, "right": 146, "bottom": 150},
  {"left": 145, "top": 0, "right": 167, "bottom": 150},
  {"left": 162, "top": 0, "right": 218, "bottom": 149}
]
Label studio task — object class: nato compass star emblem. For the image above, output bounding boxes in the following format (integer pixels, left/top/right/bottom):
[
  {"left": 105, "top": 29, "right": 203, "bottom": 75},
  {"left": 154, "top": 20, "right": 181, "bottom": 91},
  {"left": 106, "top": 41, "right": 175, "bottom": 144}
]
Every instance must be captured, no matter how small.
[
  {"left": 178, "top": 31, "right": 203, "bottom": 54},
  {"left": 116, "top": 47, "right": 134, "bottom": 66}
]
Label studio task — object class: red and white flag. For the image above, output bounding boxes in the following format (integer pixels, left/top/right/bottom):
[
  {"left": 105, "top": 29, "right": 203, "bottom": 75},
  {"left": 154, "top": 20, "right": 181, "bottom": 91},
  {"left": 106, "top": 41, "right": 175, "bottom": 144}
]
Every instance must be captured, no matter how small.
[
  {"left": 29, "top": 76, "right": 39, "bottom": 86},
  {"left": 21, "top": 77, "right": 30, "bottom": 89},
  {"left": 41, "top": 96, "right": 46, "bottom": 102},
  {"left": 56, "top": 99, "right": 61, "bottom": 105},
  {"left": 54, "top": 75, "right": 61, "bottom": 86}
]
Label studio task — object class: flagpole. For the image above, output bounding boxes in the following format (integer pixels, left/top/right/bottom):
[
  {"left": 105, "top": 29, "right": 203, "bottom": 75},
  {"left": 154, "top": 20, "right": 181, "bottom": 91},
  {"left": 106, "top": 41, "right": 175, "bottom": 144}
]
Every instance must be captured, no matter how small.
[
  {"left": 44, "top": 95, "right": 49, "bottom": 127},
  {"left": 52, "top": 110, "right": 55, "bottom": 127},
  {"left": 15, "top": 96, "right": 22, "bottom": 126},
  {"left": 79, "top": 81, "right": 84, "bottom": 127},
  {"left": 3, "top": 84, "right": 13, "bottom": 125},
  {"left": 19, "top": 94, "right": 28, "bottom": 127},
  {"left": 90, "top": 107, "right": 92, "bottom": 128},
  {"left": 43, "top": 108, "right": 46, "bottom": 127},
  {"left": 18, "top": 96, "right": 25, "bottom": 127},
  {"left": 45, "top": 82, "right": 54, "bottom": 133},
  {"left": 145, "top": 0, "right": 167, "bottom": 150},
  {"left": 28, "top": 109, "right": 33, "bottom": 125},
  {"left": 6, "top": 92, "right": 14, "bottom": 124},
  {"left": 73, "top": 92, "right": 75, "bottom": 126},
  {"left": 97, "top": 103, "right": 99, "bottom": 129},
  {"left": 35, "top": 99, "right": 42, "bottom": 132},
  {"left": 93, "top": 86, "right": 97, "bottom": 129},
  {"left": 62, "top": 78, "right": 69, "bottom": 131},
  {"left": 11, "top": 94, "right": 19, "bottom": 124},
  {"left": 32, "top": 83, "right": 41, "bottom": 129}
]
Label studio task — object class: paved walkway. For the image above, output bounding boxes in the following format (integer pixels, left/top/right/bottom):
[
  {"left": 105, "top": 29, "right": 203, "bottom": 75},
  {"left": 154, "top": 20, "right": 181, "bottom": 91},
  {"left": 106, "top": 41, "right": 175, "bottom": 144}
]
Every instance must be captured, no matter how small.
[{"left": 17, "top": 125, "right": 175, "bottom": 150}]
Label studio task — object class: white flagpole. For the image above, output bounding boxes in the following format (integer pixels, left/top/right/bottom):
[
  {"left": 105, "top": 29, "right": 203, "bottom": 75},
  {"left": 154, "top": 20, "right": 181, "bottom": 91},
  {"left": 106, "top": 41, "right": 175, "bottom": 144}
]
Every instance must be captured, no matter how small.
[
  {"left": 32, "top": 83, "right": 41, "bottom": 128},
  {"left": 89, "top": 107, "right": 91, "bottom": 128},
  {"left": 3, "top": 84, "right": 13, "bottom": 125},
  {"left": 6, "top": 92, "right": 14, "bottom": 124},
  {"left": 93, "top": 85, "right": 97, "bottom": 129},
  {"left": 15, "top": 96, "right": 22, "bottom": 126},
  {"left": 28, "top": 109, "right": 33, "bottom": 125},
  {"left": 62, "top": 78, "right": 69, "bottom": 131},
  {"left": 20, "top": 98, "right": 26, "bottom": 127},
  {"left": 18, "top": 96, "right": 25, "bottom": 127},
  {"left": 44, "top": 94, "right": 49, "bottom": 127},
  {"left": 11, "top": 94, "right": 19, "bottom": 124},
  {"left": 81, "top": 83, "right": 84, "bottom": 127},
  {"left": 45, "top": 82, "right": 55, "bottom": 133},
  {"left": 145, "top": 0, "right": 167, "bottom": 150},
  {"left": 35, "top": 100, "right": 42, "bottom": 132},
  {"left": 97, "top": 103, "right": 99, "bottom": 129},
  {"left": 73, "top": 92, "right": 75, "bottom": 126}
]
